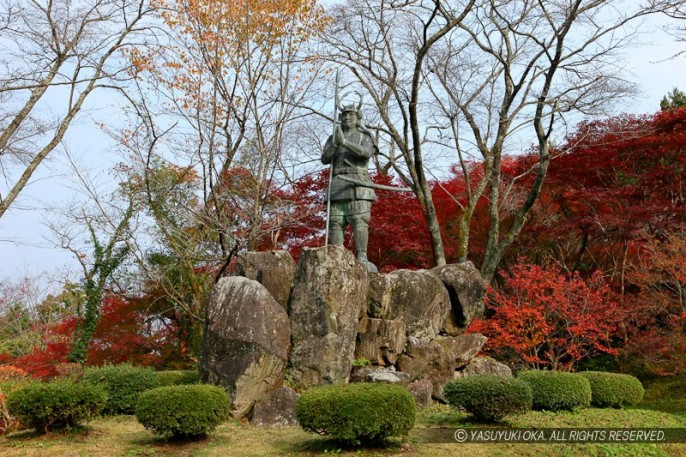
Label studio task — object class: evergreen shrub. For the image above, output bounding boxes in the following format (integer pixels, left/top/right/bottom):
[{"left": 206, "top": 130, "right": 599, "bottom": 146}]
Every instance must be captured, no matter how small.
[
  {"left": 135, "top": 384, "right": 230, "bottom": 437},
  {"left": 518, "top": 370, "right": 591, "bottom": 411},
  {"left": 444, "top": 375, "right": 532, "bottom": 422},
  {"left": 579, "top": 371, "right": 644, "bottom": 408},
  {"left": 295, "top": 383, "right": 416, "bottom": 445},
  {"left": 5, "top": 379, "right": 107, "bottom": 433},
  {"left": 82, "top": 363, "right": 159, "bottom": 414}
]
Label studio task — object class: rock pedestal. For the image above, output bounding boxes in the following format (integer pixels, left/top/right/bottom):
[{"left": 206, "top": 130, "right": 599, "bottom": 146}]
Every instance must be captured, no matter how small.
[
  {"left": 200, "top": 250, "right": 505, "bottom": 415},
  {"left": 288, "top": 246, "right": 368, "bottom": 388},
  {"left": 199, "top": 277, "right": 290, "bottom": 419}
]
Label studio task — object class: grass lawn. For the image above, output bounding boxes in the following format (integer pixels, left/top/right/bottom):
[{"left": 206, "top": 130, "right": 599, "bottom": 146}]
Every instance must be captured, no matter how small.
[{"left": 2, "top": 376, "right": 685, "bottom": 456}]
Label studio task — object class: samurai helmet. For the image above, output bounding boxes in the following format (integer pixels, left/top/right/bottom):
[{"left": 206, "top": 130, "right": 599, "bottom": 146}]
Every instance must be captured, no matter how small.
[{"left": 337, "top": 91, "right": 364, "bottom": 115}]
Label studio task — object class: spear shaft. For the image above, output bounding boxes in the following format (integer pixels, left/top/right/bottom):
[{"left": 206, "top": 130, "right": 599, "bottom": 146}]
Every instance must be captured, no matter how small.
[{"left": 325, "top": 69, "right": 340, "bottom": 249}]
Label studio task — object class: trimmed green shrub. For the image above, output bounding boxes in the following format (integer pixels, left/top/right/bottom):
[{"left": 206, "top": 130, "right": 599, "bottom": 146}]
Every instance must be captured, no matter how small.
[
  {"left": 518, "top": 370, "right": 591, "bottom": 411},
  {"left": 156, "top": 370, "right": 200, "bottom": 387},
  {"left": 296, "top": 383, "right": 416, "bottom": 445},
  {"left": 444, "top": 375, "right": 532, "bottom": 422},
  {"left": 135, "top": 384, "right": 230, "bottom": 438},
  {"left": 82, "top": 363, "right": 159, "bottom": 414},
  {"left": 579, "top": 371, "right": 644, "bottom": 408},
  {"left": 5, "top": 379, "right": 107, "bottom": 433}
]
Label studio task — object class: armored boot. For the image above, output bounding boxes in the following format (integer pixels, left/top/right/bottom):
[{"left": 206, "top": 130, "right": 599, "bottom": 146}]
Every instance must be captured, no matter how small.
[
  {"left": 353, "top": 224, "right": 378, "bottom": 273},
  {"left": 357, "top": 252, "right": 378, "bottom": 273}
]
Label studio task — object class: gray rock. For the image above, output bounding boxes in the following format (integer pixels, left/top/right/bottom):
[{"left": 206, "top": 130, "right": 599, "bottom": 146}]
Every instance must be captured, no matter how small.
[
  {"left": 350, "top": 366, "right": 411, "bottom": 385},
  {"left": 436, "top": 333, "right": 488, "bottom": 369},
  {"left": 199, "top": 277, "right": 291, "bottom": 419},
  {"left": 250, "top": 385, "right": 300, "bottom": 427},
  {"left": 431, "top": 262, "right": 488, "bottom": 334},
  {"left": 384, "top": 269, "right": 451, "bottom": 340},
  {"left": 454, "top": 356, "right": 512, "bottom": 378},
  {"left": 396, "top": 336, "right": 454, "bottom": 400},
  {"left": 235, "top": 250, "right": 296, "bottom": 310},
  {"left": 288, "top": 246, "right": 368, "bottom": 388},
  {"left": 355, "top": 317, "right": 406, "bottom": 366},
  {"left": 407, "top": 379, "right": 433, "bottom": 408}
]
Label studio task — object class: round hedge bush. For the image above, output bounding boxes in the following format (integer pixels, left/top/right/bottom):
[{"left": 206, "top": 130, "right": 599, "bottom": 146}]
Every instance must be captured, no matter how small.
[
  {"left": 579, "top": 371, "right": 644, "bottom": 408},
  {"left": 5, "top": 379, "right": 107, "bottom": 433},
  {"left": 444, "top": 375, "right": 533, "bottom": 422},
  {"left": 156, "top": 370, "right": 200, "bottom": 387},
  {"left": 135, "top": 384, "right": 230, "bottom": 438},
  {"left": 518, "top": 370, "right": 591, "bottom": 411},
  {"left": 82, "top": 363, "right": 159, "bottom": 415},
  {"left": 295, "top": 383, "right": 416, "bottom": 445}
]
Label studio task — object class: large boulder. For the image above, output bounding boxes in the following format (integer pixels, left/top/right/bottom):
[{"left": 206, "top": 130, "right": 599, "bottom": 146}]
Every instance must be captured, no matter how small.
[
  {"left": 235, "top": 250, "right": 296, "bottom": 310},
  {"left": 288, "top": 246, "right": 368, "bottom": 388},
  {"left": 355, "top": 317, "right": 406, "bottom": 366},
  {"left": 396, "top": 336, "right": 454, "bottom": 400},
  {"left": 199, "top": 277, "right": 291, "bottom": 419},
  {"left": 431, "top": 262, "right": 488, "bottom": 334},
  {"left": 382, "top": 269, "right": 451, "bottom": 340},
  {"left": 454, "top": 356, "right": 513, "bottom": 379},
  {"left": 436, "top": 333, "right": 488, "bottom": 369},
  {"left": 251, "top": 385, "right": 300, "bottom": 427}
]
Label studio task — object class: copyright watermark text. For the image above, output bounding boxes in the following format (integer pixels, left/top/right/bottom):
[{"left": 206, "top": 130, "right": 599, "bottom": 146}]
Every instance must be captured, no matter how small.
[{"left": 416, "top": 428, "right": 686, "bottom": 443}]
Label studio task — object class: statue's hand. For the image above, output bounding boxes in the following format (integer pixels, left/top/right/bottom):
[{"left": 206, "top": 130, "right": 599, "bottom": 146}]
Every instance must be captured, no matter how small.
[{"left": 334, "top": 125, "right": 346, "bottom": 147}]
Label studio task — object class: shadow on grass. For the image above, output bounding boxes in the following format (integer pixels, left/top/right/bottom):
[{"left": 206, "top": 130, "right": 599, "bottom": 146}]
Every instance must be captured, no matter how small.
[
  {"left": 128, "top": 432, "right": 214, "bottom": 446},
  {"left": 3, "top": 424, "right": 104, "bottom": 445},
  {"left": 416, "top": 403, "right": 489, "bottom": 428},
  {"left": 278, "top": 435, "right": 407, "bottom": 455}
]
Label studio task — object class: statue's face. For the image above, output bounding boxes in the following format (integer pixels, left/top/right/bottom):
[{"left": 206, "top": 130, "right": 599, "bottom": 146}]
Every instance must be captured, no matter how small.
[{"left": 341, "top": 111, "right": 358, "bottom": 129}]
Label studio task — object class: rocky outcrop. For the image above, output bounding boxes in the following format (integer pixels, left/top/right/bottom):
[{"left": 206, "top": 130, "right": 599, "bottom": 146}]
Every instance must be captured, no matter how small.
[
  {"left": 199, "top": 277, "right": 291, "bottom": 419},
  {"left": 235, "top": 250, "right": 296, "bottom": 310},
  {"left": 432, "top": 262, "right": 487, "bottom": 334},
  {"left": 250, "top": 385, "right": 300, "bottom": 427},
  {"left": 288, "top": 246, "right": 368, "bottom": 388},
  {"left": 396, "top": 336, "right": 454, "bottom": 400},
  {"left": 454, "top": 356, "right": 513, "bottom": 378},
  {"left": 355, "top": 317, "right": 406, "bottom": 366},
  {"left": 383, "top": 269, "right": 451, "bottom": 340}
]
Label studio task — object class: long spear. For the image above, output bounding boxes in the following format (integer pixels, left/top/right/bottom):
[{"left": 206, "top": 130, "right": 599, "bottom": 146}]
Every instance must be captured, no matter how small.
[{"left": 325, "top": 69, "right": 340, "bottom": 249}]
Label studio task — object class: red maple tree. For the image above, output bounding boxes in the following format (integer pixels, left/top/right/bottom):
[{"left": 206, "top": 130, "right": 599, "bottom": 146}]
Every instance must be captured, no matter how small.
[{"left": 469, "top": 262, "right": 623, "bottom": 371}]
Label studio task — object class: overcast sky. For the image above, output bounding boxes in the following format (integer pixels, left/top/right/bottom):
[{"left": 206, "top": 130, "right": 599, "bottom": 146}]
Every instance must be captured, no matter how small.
[{"left": 0, "top": 9, "right": 684, "bottom": 294}]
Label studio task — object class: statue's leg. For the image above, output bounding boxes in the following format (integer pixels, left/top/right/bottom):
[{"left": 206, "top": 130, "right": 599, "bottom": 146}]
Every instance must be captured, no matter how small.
[
  {"left": 352, "top": 219, "right": 369, "bottom": 259},
  {"left": 329, "top": 203, "right": 344, "bottom": 245},
  {"left": 352, "top": 201, "right": 377, "bottom": 272}
]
